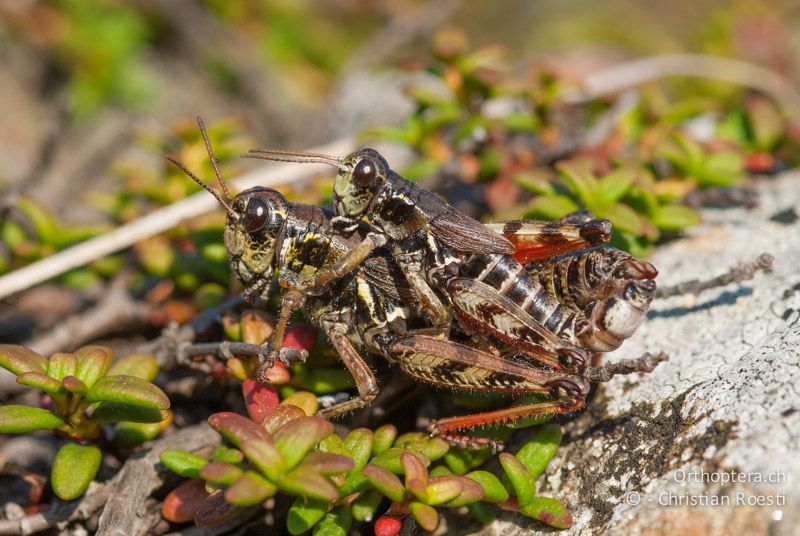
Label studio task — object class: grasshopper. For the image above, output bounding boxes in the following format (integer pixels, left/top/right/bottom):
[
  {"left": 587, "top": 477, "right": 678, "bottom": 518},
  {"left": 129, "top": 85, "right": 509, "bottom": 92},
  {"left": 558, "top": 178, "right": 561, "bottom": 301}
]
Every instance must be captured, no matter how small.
[
  {"left": 169, "top": 119, "right": 665, "bottom": 449},
  {"left": 243, "top": 146, "right": 655, "bottom": 373}
]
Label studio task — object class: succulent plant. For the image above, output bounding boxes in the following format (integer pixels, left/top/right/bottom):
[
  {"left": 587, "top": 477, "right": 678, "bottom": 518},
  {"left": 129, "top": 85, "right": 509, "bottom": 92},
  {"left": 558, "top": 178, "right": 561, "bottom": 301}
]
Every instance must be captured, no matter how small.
[
  {"left": 0, "top": 345, "right": 170, "bottom": 499},
  {"left": 160, "top": 388, "right": 571, "bottom": 534}
]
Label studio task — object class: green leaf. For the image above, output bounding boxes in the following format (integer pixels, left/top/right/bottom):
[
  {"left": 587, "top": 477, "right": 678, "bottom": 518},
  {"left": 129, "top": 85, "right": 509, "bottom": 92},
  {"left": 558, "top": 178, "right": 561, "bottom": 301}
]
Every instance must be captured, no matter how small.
[
  {"left": 280, "top": 467, "right": 339, "bottom": 502},
  {"left": 362, "top": 464, "right": 405, "bottom": 503},
  {"left": 445, "top": 476, "right": 485, "bottom": 507},
  {"left": 239, "top": 436, "right": 286, "bottom": 483},
  {"left": 343, "top": 428, "right": 373, "bottom": 470},
  {"left": 352, "top": 488, "right": 383, "bottom": 522},
  {"left": 159, "top": 449, "right": 208, "bottom": 478},
  {"left": 409, "top": 501, "right": 439, "bottom": 532},
  {"left": 112, "top": 420, "right": 162, "bottom": 447},
  {"left": 402, "top": 452, "right": 429, "bottom": 502},
  {"left": 107, "top": 354, "right": 159, "bottom": 382},
  {"left": 652, "top": 205, "right": 701, "bottom": 231},
  {"left": 425, "top": 476, "right": 463, "bottom": 506},
  {"left": 467, "top": 501, "right": 496, "bottom": 524},
  {"left": 514, "top": 172, "right": 557, "bottom": 196},
  {"left": 200, "top": 461, "right": 243, "bottom": 487},
  {"left": 371, "top": 448, "right": 430, "bottom": 475},
  {"left": 443, "top": 447, "right": 492, "bottom": 475},
  {"left": 299, "top": 452, "right": 354, "bottom": 476},
  {"left": 465, "top": 470, "right": 509, "bottom": 503},
  {"left": 601, "top": 203, "right": 644, "bottom": 235},
  {"left": 73, "top": 346, "right": 114, "bottom": 389},
  {"left": 372, "top": 424, "right": 397, "bottom": 455},
  {"left": 213, "top": 445, "right": 244, "bottom": 464},
  {"left": 519, "top": 496, "right": 573, "bottom": 528},
  {"left": 499, "top": 452, "right": 536, "bottom": 507},
  {"left": 393, "top": 433, "right": 449, "bottom": 462},
  {"left": 313, "top": 505, "right": 353, "bottom": 536},
  {"left": 0, "top": 345, "right": 47, "bottom": 375},
  {"left": 85, "top": 375, "right": 169, "bottom": 410},
  {"left": 699, "top": 151, "right": 745, "bottom": 186},
  {"left": 16, "top": 198, "right": 59, "bottom": 244},
  {"left": 0, "top": 405, "right": 64, "bottom": 433},
  {"left": 47, "top": 353, "right": 77, "bottom": 381},
  {"left": 429, "top": 465, "right": 452, "bottom": 478},
  {"left": 225, "top": 471, "right": 278, "bottom": 506},
  {"left": 526, "top": 195, "right": 578, "bottom": 221},
  {"left": 90, "top": 402, "right": 168, "bottom": 424},
  {"left": 338, "top": 470, "right": 370, "bottom": 496},
  {"left": 51, "top": 443, "right": 102, "bottom": 500},
  {"left": 16, "top": 371, "right": 62, "bottom": 394},
  {"left": 287, "top": 497, "right": 328, "bottom": 535},
  {"left": 274, "top": 416, "right": 334, "bottom": 470},
  {"left": 557, "top": 160, "right": 599, "bottom": 206},
  {"left": 597, "top": 169, "right": 634, "bottom": 204},
  {"left": 515, "top": 424, "right": 562, "bottom": 479}
]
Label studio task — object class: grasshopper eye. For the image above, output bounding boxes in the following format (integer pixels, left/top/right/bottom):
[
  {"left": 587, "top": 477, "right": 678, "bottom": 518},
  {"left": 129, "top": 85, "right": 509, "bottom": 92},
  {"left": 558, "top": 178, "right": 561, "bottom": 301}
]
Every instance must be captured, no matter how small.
[
  {"left": 352, "top": 157, "right": 378, "bottom": 187},
  {"left": 243, "top": 197, "right": 269, "bottom": 233}
]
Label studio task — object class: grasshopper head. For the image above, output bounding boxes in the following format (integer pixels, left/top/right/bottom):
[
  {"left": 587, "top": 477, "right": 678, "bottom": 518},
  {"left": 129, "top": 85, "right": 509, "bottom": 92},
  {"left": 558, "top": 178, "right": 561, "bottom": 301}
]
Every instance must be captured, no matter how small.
[
  {"left": 168, "top": 117, "right": 291, "bottom": 299},
  {"left": 333, "top": 148, "right": 390, "bottom": 221},
  {"left": 225, "top": 187, "right": 289, "bottom": 290}
]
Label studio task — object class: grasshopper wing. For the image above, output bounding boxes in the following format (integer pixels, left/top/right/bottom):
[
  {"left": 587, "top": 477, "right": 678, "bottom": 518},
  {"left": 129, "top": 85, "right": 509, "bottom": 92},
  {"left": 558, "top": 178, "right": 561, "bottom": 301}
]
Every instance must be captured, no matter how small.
[
  {"left": 486, "top": 218, "right": 611, "bottom": 264},
  {"left": 422, "top": 197, "right": 515, "bottom": 255}
]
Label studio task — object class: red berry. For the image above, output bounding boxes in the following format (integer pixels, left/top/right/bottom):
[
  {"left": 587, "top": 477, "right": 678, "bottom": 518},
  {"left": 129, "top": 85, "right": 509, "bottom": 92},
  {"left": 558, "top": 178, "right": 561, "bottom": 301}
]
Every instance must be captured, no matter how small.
[
  {"left": 242, "top": 378, "right": 280, "bottom": 423},
  {"left": 374, "top": 515, "right": 402, "bottom": 536},
  {"left": 281, "top": 323, "right": 318, "bottom": 351}
]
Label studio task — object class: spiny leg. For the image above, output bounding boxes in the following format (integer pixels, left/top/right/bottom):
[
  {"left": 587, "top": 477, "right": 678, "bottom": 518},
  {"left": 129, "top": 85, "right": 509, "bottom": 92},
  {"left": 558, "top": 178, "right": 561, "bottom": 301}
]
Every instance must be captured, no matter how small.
[
  {"left": 388, "top": 335, "right": 589, "bottom": 450},
  {"left": 655, "top": 253, "right": 773, "bottom": 299},
  {"left": 430, "top": 398, "right": 586, "bottom": 451},
  {"left": 445, "top": 276, "right": 590, "bottom": 372},
  {"left": 258, "top": 289, "right": 306, "bottom": 379},
  {"left": 316, "top": 315, "right": 379, "bottom": 419}
]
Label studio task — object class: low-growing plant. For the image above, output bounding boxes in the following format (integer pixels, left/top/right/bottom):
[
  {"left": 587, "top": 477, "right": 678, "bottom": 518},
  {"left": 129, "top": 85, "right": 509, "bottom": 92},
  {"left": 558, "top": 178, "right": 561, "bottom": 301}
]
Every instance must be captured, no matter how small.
[
  {"left": 161, "top": 394, "right": 570, "bottom": 534},
  {"left": 0, "top": 345, "right": 170, "bottom": 499}
]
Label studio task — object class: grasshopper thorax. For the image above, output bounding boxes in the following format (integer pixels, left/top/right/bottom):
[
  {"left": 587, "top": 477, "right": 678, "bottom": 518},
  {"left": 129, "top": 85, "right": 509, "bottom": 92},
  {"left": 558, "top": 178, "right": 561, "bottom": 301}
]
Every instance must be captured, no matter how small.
[
  {"left": 332, "top": 148, "right": 390, "bottom": 224},
  {"left": 225, "top": 187, "right": 290, "bottom": 289}
]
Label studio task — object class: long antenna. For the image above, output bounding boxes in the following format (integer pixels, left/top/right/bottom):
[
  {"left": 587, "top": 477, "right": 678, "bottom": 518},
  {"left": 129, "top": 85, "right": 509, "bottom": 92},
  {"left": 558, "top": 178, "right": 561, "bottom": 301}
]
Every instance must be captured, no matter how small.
[
  {"left": 244, "top": 148, "right": 347, "bottom": 171},
  {"left": 165, "top": 156, "right": 237, "bottom": 220},
  {"left": 197, "top": 116, "right": 233, "bottom": 203}
]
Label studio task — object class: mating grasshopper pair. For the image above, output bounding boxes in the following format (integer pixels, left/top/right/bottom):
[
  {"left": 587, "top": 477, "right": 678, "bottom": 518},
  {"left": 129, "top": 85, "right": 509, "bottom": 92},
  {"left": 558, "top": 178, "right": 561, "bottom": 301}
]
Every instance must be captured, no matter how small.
[{"left": 171, "top": 118, "right": 665, "bottom": 449}]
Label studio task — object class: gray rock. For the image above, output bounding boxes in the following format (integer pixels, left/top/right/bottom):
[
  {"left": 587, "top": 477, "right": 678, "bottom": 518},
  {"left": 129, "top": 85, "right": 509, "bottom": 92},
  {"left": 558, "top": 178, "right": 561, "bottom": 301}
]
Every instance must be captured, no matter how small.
[{"left": 485, "top": 171, "right": 800, "bottom": 535}]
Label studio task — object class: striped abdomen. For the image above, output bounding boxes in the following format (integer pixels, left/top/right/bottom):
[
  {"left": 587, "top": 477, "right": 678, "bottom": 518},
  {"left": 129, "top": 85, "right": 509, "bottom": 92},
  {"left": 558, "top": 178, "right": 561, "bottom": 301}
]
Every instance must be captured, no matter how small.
[{"left": 458, "top": 253, "right": 580, "bottom": 342}]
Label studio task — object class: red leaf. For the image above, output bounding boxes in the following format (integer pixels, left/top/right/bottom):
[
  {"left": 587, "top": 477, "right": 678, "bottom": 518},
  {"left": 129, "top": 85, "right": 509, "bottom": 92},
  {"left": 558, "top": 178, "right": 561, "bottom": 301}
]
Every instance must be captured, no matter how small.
[{"left": 162, "top": 479, "right": 209, "bottom": 523}]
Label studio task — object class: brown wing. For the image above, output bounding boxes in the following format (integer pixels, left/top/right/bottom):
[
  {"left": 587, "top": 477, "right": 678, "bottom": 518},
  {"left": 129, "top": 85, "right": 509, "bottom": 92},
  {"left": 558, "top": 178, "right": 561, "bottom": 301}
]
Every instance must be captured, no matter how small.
[
  {"left": 485, "top": 218, "right": 611, "bottom": 264},
  {"left": 361, "top": 255, "right": 416, "bottom": 305},
  {"left": 417, "top": 192, "right": 514, "bottom": 255}
]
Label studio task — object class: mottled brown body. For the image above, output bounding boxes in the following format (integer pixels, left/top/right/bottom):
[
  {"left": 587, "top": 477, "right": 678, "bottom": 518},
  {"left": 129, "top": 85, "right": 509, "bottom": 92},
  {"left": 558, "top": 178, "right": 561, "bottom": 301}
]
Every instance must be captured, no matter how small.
[{"left": 174, "top": 120, "right": 665, "bottom": 450}]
